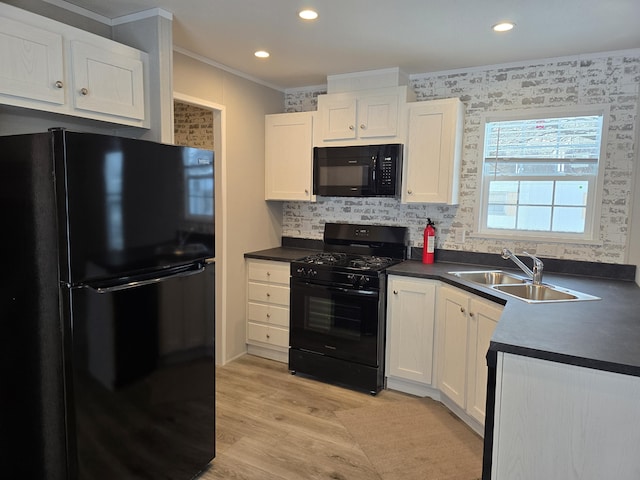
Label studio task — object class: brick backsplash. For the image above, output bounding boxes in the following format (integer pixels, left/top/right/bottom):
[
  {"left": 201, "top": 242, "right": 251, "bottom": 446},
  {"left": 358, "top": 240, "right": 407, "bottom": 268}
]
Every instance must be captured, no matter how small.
[{"left": 282, "top": 52, "right": 640, "bottom": 264}]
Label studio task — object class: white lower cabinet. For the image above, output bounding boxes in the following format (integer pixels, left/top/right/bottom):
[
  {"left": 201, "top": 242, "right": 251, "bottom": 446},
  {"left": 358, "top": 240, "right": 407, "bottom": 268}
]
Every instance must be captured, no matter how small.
[
  {"left": 246, "top": 259, "right": 290, "bottom": 363},
  {"left": 385, "top": 277, "right": 503, "bottom": 435},
  {"left": 436, "top": 284, "right": 503, "bottom": 434},
  {"left": 492, "top": 353, "right": 640, "bottom": 480},
  {"left": 385, "top": 276, "right": 437, "bottom": 396}
]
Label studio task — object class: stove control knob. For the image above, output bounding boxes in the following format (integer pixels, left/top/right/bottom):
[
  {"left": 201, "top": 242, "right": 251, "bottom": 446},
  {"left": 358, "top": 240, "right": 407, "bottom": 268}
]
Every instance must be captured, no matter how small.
[
  {"left": 359, "top": 276, "right": 370, "bottom": 287},
  {"left": 309, "top": 269, "right": 318, "bottom": 277},
  {"left": 296, "top": 267, "right": 306, "bottom": 276}
]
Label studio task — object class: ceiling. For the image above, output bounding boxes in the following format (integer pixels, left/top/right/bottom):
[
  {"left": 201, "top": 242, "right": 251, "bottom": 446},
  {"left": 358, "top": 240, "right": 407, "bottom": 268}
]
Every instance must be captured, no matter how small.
[{"left": 48, "top": 0, "right": 640, "bottom": 90}]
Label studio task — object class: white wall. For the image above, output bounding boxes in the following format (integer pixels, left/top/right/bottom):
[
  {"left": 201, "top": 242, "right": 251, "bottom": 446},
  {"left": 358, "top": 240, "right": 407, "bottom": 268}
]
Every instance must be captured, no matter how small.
[{"left": 173, "top": 52, "right": 284, "bottom": 363}]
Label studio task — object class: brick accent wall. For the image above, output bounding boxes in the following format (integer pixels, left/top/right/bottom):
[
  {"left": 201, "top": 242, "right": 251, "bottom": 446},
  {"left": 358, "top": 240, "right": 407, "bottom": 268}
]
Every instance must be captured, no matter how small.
[
  {"left": 282, "top": 52, "right": 640, "bottom": 264},
  {"left": 174, "top": 101, "right": 214, "bottom": 150}
]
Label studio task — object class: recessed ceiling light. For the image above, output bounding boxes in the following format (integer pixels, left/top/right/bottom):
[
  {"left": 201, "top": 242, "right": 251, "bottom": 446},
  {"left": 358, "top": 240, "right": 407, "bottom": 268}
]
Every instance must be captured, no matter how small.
[
  {"left": 254, "top": 50, "right": 270, "bottom": 58},
  {"left": 299, "top": 9, "right": 318, "bottom": 20},
  {"left": 492, "top": 22, "right": 515, "bottom": 32}
]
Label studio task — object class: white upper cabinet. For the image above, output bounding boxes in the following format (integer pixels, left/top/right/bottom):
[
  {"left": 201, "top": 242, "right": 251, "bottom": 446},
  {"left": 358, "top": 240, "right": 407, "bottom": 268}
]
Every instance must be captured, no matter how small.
[
  {"left": 0, "top": 3, "right": 149, "bottom": 128},
  {"left": 0, "top": 16, "right": 65, "bottom": 106},
  {"left": 315, "top": 86, "right": 410, "bottom": 146},
  {"left": 265, "top": 111, "right": 315, "bottom": 201},
  {"left": 402, "top": 98, "right": 464, "bottom": 204},
  {"left": 70, "top": 41, "right": 145, "bottom": 121}
]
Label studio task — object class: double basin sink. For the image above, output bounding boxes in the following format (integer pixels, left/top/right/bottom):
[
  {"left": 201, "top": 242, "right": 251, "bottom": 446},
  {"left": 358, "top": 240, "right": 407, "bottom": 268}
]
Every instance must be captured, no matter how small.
[{"left": 449, "top": 270, "right": 600, "bottom": 303}]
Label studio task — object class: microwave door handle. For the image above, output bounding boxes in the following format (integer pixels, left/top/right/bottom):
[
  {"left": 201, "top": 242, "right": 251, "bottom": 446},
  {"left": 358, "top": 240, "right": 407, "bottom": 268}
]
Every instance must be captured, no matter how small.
[{"left": 371, "top": 155, "right": 377, "bottom": 185}]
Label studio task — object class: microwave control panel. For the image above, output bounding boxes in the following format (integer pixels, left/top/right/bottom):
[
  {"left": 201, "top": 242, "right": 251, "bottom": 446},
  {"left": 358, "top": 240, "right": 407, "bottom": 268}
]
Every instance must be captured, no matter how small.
[{"left": 380, "top": 156, "right": 394, "bottom": 187}]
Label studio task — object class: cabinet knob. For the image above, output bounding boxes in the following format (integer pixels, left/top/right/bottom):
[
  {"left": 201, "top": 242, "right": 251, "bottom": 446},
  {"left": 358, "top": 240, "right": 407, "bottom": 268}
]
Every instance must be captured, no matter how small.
[
  {"left": 266, "top": 313, "right": 271, "bottom": 318},
  {"left": 408, "top": 190, "right": 413, "bottom": 195},
  {"left": 266, "top": 271, "right": 271, "bottom": 276},
  {"left": 55, "top": 80, "right": 64, "bottom": 89},
  {"left": 393, "top": 290, "right": 398, "bottom": 295},
  {"left": 80, "top": 87, "right": 89, "bottom": 96},
  {"left": 349, "top": 125, "right": 354, "bottom": 130},
  {"left": 266, "top": 292, "right": 271, "bottom": 297},
  {"left": 304, "top": 189, "right": 309, "bottom": 195},
  {"left": 460, "top": 307, "right": 466, "bottom": 313},
  {"left": 266, "top": 334, "right": 270, "bottom": 339},
  {"left": 360, "top": 124, "right": 366, "bottom": 130},
  {"left": 469, "top": 312, "right": 475, "bottom": 317}
]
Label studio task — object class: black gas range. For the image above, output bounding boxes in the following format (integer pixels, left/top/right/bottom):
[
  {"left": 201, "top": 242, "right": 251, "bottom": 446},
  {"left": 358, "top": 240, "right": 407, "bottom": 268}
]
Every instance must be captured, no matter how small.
[{"left": 289, "top": 223, "right": 408, "bottom": 394}]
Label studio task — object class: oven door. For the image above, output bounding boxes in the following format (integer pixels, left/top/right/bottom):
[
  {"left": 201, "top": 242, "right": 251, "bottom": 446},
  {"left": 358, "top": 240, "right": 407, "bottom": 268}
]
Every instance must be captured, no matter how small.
[{"left": 289, "top": 278, "right": 382, "bottom": 366}]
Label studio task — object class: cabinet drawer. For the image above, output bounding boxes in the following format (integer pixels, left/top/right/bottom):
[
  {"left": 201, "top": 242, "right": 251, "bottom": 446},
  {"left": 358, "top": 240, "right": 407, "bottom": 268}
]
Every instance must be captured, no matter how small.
[
  {"left": 248, "top": 282, "right": 289, "bottom": 306},
  {"left": 247, "top": 322, "right": 289, "bottom": 347},
  {"left": 247, "top": 302, "right": 289, "bottom": 328},
  {"left": 248, "top": 260, "right": 290, "bottom": 284}
]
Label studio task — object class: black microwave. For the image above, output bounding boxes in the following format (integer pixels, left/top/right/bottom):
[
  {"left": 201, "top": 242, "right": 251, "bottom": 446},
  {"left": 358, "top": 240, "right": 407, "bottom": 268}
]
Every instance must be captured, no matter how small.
[{"left": 313, "top": 144, "right": 403, "bottom": 197}]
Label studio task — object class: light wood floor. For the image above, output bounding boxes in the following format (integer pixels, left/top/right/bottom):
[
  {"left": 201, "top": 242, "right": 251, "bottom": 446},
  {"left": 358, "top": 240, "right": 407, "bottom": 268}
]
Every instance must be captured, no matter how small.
[{"left": 199, "top": 354, "right": 477, "bottom": 480}]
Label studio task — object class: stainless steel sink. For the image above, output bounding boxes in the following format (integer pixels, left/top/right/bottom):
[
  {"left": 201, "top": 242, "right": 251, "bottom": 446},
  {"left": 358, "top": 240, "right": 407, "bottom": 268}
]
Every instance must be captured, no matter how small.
[
  {"left": 491, "top": 283, "right": 600, "bottom": 303},
  {"left": 449, "top": 269, "right": 600, "bottom": 303},
  {"left": 449, "top": 270, "right": 528, "bottom": 285}
]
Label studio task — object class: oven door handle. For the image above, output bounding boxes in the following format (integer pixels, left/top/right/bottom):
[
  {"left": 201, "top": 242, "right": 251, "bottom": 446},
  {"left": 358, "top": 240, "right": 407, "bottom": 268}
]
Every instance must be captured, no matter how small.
[{"left": 319, "top": 284, "right": 379, "bottom": 297}]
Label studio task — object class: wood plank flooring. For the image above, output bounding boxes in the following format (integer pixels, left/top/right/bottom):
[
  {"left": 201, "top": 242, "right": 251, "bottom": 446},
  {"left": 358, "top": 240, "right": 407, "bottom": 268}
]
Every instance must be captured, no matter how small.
[{"left": 199, "top": 354, "right": 481, "bottom": 480}]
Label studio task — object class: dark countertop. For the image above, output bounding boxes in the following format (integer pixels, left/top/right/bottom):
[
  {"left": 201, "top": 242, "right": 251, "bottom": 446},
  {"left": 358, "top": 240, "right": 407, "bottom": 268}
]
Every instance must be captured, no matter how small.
[
  {"left": 244, "top": 246, "right": 640, "bottom": 377},
  {"left": 244, "top": 246, "right": 321, "bottom": 262},
  {"left": 387, "top": 260, "right": 640, "bottom": 377}
]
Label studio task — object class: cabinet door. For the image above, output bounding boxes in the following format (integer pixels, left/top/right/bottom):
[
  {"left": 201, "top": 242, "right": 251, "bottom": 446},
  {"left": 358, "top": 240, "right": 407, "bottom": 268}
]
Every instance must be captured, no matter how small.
[
  {"left": 358, "top": 94, "right": 399, "bottom": 139},
  {"left": 265, "top": 112, "right": 315, "bottom": 201},
  {"left": 466, "top": 297, "right": 502, "bottom": 424},
  {"left": 70, "top": 40, "right": 145, "bottom": 120},
  {"left": 437, "top": 285, "right": 469, "bottom": 408},
  {"left": 0, "top": 16, "right": 65, "bottom": 105},
  {"left": 386, "top": 276, "right": 437, "bottom": 384},
  {"left": 403, "top": 98, "right": 464, "bottom": 204},
  {"left": 318, "top": 95, "right": 357, "bottom": 140}
]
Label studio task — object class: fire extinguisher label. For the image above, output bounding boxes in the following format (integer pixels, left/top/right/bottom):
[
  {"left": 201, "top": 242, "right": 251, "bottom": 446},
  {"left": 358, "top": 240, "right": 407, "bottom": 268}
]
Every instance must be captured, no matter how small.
[{"left": 427, "top": 236, "right": 435, "bottom": 253}]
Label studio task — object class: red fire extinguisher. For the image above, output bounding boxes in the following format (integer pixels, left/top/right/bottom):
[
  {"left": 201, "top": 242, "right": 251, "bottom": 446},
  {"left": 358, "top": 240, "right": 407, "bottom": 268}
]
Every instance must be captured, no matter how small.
[{"left": 422, "top": 218, "right": 436, "bottom": 264}]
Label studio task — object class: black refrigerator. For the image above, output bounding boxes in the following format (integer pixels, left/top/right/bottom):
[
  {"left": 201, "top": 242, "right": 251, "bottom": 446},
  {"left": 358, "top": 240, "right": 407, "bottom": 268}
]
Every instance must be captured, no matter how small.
[{"left": 0, "top": 129, "right": 216, "bottom": 479}]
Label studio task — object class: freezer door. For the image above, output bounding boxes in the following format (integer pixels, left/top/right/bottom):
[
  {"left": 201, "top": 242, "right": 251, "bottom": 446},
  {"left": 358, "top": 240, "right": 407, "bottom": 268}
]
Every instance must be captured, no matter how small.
[
  {"left": 54, "top": 130, "right": 214, "bottom": 285},
  {"left": 66, "top": 262, "right": 215, "bottom": 479}
]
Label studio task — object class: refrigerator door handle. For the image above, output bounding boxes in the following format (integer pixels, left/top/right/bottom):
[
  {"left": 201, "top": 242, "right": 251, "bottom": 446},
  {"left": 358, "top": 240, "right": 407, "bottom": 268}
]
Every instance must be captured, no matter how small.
[{"left": 83, "top": 265, "right": 205, "bottom": 294}]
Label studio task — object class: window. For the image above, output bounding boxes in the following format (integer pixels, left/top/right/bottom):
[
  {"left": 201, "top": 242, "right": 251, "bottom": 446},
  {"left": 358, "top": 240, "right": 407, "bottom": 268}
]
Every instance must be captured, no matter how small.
[{"left": 477, "top": 108, "right": 607, "bottom": 242}]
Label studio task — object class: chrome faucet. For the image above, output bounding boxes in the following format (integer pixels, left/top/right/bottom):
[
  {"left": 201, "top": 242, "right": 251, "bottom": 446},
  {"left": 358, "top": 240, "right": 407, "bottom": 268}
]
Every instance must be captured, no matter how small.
[{"left": 501, "top": 248, "right": 544, "bottom": 285}]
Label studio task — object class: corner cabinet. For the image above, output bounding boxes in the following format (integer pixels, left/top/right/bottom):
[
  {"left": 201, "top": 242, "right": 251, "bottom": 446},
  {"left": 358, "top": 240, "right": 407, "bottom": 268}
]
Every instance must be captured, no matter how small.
[
  {"left": 436, "top": 284, "right": 503, "bottom": 433},
  {"left": 246, "top": 259, "right": 290, "bottom": 363},
  {"left": 402, "top": 98, "right": 464, "bottom": 204},
  {"left": 265, "top": 112, "right": 315, "bottom": 201},
  {"left": 314, "top": 86, "right": 412, "bottom": 146},
  {"left": 385, "top": 276, "right": 438, "bottom": 397},
  {"left": 0, "top": 3, "right": 149, "bottom": 128}
]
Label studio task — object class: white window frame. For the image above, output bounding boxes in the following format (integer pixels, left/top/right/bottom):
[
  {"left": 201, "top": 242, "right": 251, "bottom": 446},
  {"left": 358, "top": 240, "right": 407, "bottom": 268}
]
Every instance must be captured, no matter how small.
[{"left": 474, "top": 105, "right": 609, "bottom": 244}]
